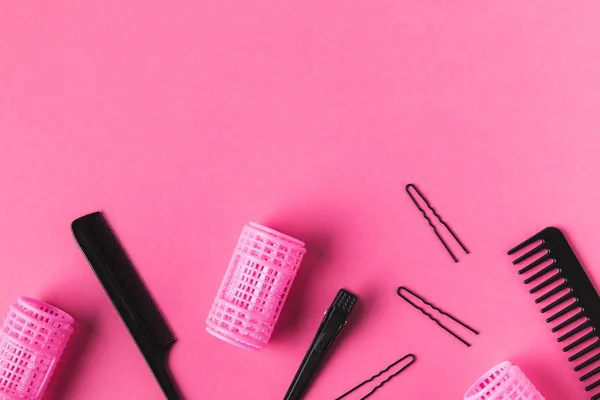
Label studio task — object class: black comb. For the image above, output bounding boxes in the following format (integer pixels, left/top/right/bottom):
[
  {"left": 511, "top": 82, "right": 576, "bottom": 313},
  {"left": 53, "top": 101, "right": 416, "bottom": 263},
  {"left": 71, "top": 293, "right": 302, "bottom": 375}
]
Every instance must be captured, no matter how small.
[
  {"left": 508, "top": 227, "right": 600, "bottom": 400},
  {"left": 72, "top": 212, "right": 181, "bottom": 400}
]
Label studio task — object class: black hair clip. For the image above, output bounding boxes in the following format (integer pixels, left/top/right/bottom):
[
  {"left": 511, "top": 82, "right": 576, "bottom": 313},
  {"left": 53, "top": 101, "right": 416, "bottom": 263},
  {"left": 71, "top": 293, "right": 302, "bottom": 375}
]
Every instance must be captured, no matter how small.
[{"left": 283, "top": 289, "right": 357, "bottom": 400}]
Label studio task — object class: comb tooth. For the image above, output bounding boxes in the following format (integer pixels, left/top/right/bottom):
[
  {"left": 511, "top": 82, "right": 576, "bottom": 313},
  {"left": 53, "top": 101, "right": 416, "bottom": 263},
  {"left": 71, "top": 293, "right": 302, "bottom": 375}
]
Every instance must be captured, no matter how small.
[
  {"left": 530, "top": 273, "right": 561, "bottom": 293},
  {"left": 524, "top": 264, "right": 557, "bottom": 284},
  {"left": 508, "top": 235, "right": 543, "bottom": 255},
  {"left": 512, "top": 245, "right": 546, "bottom": 265},
  {"left": 553, "top": 312, "right": 585, "bottom": 332},
  {"left": 585, "top": 378, "right": 600, "bottom": 392},
  {"left": 593, "top": 393, "right": 600, "bottom": 400},
  {"left": 541, "top": 293, "right": 574, "bottom": 313},
  {"left": 558, "top": 321, "right": 591, "bottom": 342},
  {"left": 519, "top": 253, "right": 552, "bottom": 275},
  {"left": 575, "top": 353, "right": 600, "bottom": 371},
  {"left": 564, "top": 332, "right": 596, "bottom": 352},
  {"left": 569, "top": 342, "right": 600, "bottom": 362},
  {"left": 581, "top": 367, "right": 600, "bottom": 381},
  {"left": 535, "top": 282, "right": 569, "bottom": 303},
  {"left": 547, "top": 301, "right": 579, "bottom": 323}
]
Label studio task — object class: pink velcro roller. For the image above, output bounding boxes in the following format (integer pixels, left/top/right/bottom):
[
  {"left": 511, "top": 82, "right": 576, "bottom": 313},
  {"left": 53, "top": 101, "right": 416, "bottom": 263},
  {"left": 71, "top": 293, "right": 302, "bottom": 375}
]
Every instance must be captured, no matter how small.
[
  {"left": 0, "top": 297, "right": 74, "bottom": 400},
  {"left": 464, "top": 361, "right": 546, "bottom": 400},
  {"left": 206, "top": 222, "right": 306, "bottom": 350}
]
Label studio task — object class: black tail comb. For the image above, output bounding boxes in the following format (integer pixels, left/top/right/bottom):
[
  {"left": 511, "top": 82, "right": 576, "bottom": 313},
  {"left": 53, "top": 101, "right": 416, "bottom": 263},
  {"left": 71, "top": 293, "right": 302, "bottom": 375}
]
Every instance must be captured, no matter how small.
[
  {"left": 72, "top": 212, "right": 181, "bottom": 400},
  {"left": 508, "top": 227, "right": 600, "bottom": 400}
]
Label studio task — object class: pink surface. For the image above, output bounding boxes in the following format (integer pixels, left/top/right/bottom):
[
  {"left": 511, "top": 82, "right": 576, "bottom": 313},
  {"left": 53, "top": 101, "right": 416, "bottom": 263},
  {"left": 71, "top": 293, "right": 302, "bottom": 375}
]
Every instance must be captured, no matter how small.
[{"left": 1, "top": 1, "right": 600, "bottom": 399}]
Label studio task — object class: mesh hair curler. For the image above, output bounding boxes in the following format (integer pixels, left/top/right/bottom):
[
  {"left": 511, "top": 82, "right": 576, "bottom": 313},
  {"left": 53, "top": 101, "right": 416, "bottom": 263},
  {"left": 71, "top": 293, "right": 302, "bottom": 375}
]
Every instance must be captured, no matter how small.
[
  {"left": 464, "top": 361, "right": 545, "bottom": 400},
  {"left": 0, "top": 297, "right": 74, "bottom": 400},
  {"left": 206, "top": 222, "right": 306, "bottom": 350}
]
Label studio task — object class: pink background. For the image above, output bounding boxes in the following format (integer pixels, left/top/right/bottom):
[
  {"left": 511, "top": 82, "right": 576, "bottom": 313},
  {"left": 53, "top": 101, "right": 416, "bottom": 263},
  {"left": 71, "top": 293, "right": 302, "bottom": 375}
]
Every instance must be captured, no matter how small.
[{"left": 1, "top": 1, "right": 600, "bottom": 399}]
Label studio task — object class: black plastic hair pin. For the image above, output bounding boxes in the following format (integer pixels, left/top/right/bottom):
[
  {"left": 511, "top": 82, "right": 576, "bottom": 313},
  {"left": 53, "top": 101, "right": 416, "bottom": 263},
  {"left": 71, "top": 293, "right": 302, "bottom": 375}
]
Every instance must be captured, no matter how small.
[
  {"left": 508, "top": 227, "right": 600, "bottom": 400},
  {"left": 397, "top": 286, "right": 479, "bottom": 347},
  {"left": 283, "top": 289, "right": 357, "bottom": 400},
  {"left": 405, "top": 183, "right": 469, "bottom": 262},
  {"left": 335, "top": 354, "right": 416, "bottom": 400}
]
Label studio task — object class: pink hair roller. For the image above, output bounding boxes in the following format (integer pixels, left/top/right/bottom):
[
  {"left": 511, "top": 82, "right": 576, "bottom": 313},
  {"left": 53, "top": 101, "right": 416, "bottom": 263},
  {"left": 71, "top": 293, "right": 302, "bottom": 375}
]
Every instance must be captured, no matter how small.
[
  {"left": 0, "top": 297, "right": 74, "bottom": 400},
  {"left": 206, "top": 222, "right": 306, "bottom": 350},
  {"left": 464, "top": 361, "right": 546, "bottom": 400}
]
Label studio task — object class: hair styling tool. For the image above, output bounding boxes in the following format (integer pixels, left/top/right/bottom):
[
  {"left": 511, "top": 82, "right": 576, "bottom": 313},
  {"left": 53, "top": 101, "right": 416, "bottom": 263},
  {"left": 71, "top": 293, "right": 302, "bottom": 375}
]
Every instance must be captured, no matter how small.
[
  {"left": 335, "top": 354, "right": 416, "bottom": 400},
  {"left": 72, "top": 212, "right": 181, "bottom": 400},
  {"left": 206, "top": 222, "right": 306, "bottom": 350},
  {"left": 283, "top": 289, "right": 357, "bottom": 400},
  {"left": 508, "top": 227, "right": 600, "bottom": 400},
  {"left": 0, "top": 297, "right": 73, "bottom": 400},
  {"left": 405, "top": 183, "right": 469, "bottom": 262},
  {"left": 464, "top": 361, "right": 545, "bottom": 400},
  {"left": 397, "top": 286, "right": 479, "bottom": 347}
]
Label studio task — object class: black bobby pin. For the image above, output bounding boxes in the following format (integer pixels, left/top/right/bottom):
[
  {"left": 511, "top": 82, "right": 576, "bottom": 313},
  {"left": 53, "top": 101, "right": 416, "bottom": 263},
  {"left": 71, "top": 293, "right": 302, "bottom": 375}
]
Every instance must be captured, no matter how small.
[
  {"left": 335, "top": 354, "right": 416, "bottom": 400},
  {"left": 405, "top": 183, "right": 469, "bottom": 262},
  {"left": 397, "top": 286, "right": 479, "bottom": 347}
]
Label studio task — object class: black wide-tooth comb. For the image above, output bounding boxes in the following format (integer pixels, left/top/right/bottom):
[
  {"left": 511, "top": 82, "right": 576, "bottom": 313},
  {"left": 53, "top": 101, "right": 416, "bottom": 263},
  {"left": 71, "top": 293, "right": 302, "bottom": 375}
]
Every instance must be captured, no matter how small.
[
  {"left": 72, "top": 212, "right": 182, "bottom": 400},
  {"left": 508, "top": 227, "right": 600, "bottom": 400}
]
